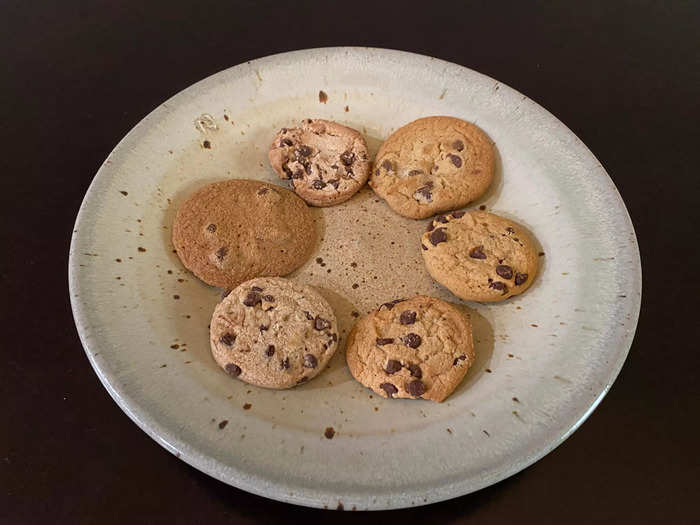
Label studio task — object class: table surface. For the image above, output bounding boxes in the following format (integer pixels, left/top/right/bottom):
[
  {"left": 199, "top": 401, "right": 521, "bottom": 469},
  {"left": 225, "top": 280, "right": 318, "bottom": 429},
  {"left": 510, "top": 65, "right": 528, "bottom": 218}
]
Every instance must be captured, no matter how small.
[{"left": 2, "top": 1, "right": 698, "bottom": 523}]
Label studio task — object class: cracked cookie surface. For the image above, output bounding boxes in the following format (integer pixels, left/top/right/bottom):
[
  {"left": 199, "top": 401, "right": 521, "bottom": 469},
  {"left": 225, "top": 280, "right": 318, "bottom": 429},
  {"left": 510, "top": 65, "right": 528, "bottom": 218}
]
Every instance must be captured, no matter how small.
[
  {"left": 369, "top": 116, "right": 495, "bottom": 219},
  {"left": 172, "top": 179, "right": 315, "bottom": 289},
  {"left": 345, "top": 296, "right": 474, "bottom": 402},
  {"left": 421, "top": 210, "right": 539, "bottom": 302},
  {"left": 210, "top": 277, "right": 338, "bottom": 388},
  {"left": 268, "top": 119, "right": 370, "bottom": 207}
]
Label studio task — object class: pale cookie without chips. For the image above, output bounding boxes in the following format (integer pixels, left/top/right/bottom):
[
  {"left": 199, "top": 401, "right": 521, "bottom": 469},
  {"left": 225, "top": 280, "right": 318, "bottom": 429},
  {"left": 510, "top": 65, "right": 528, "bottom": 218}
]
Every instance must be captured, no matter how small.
[
  {"left": 172, "top": 179, "right": 315, "bottom": 289},
  {"left": 268, "top": 119, "right": 370, "bottom": 207},
  {"left": 421, "top": 210, "right": 539, "bottom": 302},
  {"left": 370, "top": 116, "right": 495, "bottom": 219},
  {"left": 210, "top": 277, "right": 339, "bottom": 389},
  {"left": 345, "top": 296, "right": 474, "bottom": 402}
]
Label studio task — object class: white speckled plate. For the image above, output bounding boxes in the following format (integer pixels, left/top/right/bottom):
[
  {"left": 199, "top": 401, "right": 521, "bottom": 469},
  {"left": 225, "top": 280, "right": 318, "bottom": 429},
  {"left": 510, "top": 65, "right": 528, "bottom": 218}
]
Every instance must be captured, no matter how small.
[{"left": 69, "top": 48, "right": 641, "bottom": 510}]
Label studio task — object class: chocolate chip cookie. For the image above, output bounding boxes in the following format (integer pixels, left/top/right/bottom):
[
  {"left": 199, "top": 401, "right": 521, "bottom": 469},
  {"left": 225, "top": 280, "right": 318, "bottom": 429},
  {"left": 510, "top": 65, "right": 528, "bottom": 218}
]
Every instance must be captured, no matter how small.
[
  {"left": 345, "top": 296, "right": 474, "bottom": 402},
  {"left": 369, "top": 116, "right": 495, "bottom": 219},
  {"left": 172, "top": 179, "right": 315, "bottom": 289},
  {"left": 210, "top": 277, "right": 339, "bottom": 389},
  {"left": 422, "top": 210, "right": 539, "bottom": 302},
  {"left": 268, "top": 119, "right": 370, "bottom": 207}
]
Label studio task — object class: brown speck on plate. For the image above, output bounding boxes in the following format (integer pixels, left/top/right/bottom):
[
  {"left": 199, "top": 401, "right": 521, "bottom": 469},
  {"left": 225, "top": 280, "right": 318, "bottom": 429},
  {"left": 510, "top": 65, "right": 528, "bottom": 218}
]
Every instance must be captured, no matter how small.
[
  {"left": 324, "top": 427, "right": 335, "bottom": 439},
  {"left": 170, "top": 344, "right": 179, "bottom": 349},
  {"left": 137, "top": 247, "right": 146, "bottom": 252},
  {"left": 243, "top": 403, "right": 252, "bottom": 410},
  {"left": 173, "top": 295, "right": 180, "bottom": 300},
  {"left": 202, "top": 140, "right": 211, "bottom": 149},
  {"left": 120, "top": 191, "right": 128, "bottom": 196},
  {"left": 344, "top": 105, "right": 349, "bottom": 112},
  {"left": 319, "top": 90, "right": 328, "bottom": 103}
]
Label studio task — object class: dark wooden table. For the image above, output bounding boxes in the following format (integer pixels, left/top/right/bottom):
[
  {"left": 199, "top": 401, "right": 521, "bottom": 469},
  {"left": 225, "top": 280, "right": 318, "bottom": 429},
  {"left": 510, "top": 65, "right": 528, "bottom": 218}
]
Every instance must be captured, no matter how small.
[{"left": 2, "top": 1, "right": 698, "bottom": 523}]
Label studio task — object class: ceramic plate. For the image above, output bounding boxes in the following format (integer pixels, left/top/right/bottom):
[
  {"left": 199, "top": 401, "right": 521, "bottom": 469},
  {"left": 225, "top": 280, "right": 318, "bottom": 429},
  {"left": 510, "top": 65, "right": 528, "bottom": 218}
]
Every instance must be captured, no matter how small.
[{"left": 69, "top": 48, "right": 641, "bottom": 510}]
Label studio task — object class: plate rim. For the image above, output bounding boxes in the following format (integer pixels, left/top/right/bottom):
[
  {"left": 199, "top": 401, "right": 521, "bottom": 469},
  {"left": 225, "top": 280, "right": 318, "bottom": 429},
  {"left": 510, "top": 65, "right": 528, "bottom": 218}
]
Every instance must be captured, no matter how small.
[{"left": 68, "top": 46, "right": 642, "bottom": 510}]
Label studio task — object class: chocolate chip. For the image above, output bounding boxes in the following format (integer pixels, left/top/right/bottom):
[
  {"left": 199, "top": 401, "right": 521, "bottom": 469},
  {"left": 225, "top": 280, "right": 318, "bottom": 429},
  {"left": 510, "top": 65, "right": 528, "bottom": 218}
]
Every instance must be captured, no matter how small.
[
  {"left": 515, "top": 273, "right": 529, "bottom": 286},
  {"left": 399, "top": 310, "right": 417, "bottom": 325},
  {"left": 374, "top": 168, "right": 380, "bottom": 176},
  {"left": 385, "top": 359, "right": 402, "bottom": 374},
  {"left": 281, "top": 357, "right": 290, "bottom": 370},
  {"left": 453, "top": 354, "right": 467, "bottom": 365},
  {"left": 328, "top": 179, "right": 340, "bottom": 189},
  {"left": 453, "top": 140, "right": 465, "bottom": 151},
  {"left": 220, "top": 333, "right": 235, "bottom": 346},
  {"left": 304, "top": 311, "right": 314, "bottom": 321},
  {"left": 381, "top": 159, "right": 393, "bottom": 171},
  {"left": 207, "top": 223, "right": 217, "bottom": 232},
  {"left": 407, "top": 169, "right": 423, "bottom": 176},
  {"left": 281, "top": 138, "right": 294, "bottom": 147},
  {"left": 266, "top": 345, "right": 275, "bottom": 357},
  {"left": 436, "top": 215, "right": 449, "bottom": 223},
  {"left": 330, "top": 333, "right": 338, "bottom": 342},
  {"left": 216, "top": 247, "right": 228, "bottom": 260},
  {"left": 291, "top": 168, "right": 304, "bottom": 179},
  {"left": 340, "top": 151, "right": 355, "bottom": 166},
  {"left": 448, "top": 154, "right": 462, "bottom": 167},
  {"left": 381, "top": 299, "right": 404, "bottom": 310},
  {"left": 429, "top": 228, "right": 447, "bottom": 246},
  {"left": 376, "top": 338, "right": 394, "bottom": 346},
  {"left": 469, "top": 246, "right": 487, "bottom": 259},
  {"left": 225, "top": 363, "right": 241, "bottom": 376},
  {"left": 259, "top": 325, "right": 269, "bottom": 332},
  {"left": 496, "top": 265, "right": 513, "bottom": 279},
  {"left": 407, "top": 380, "right": 426, "bottom": 397},
  {"left": 506, "top": 227, "right": 515, "bottom": 233},
  {"left": 314, "top": 316, "right": 330, "bottom": 330},
  {"left": 261, "top": 295, "right": 274, "bottom": 303},
  {"left": 489, "top": 281, "right": 508, "bottom": 294},
  {"left": 297, "top": 376, "right": 308, "bottom": 384},
  {"left": 297, "top": 145, "right": 312, "bottom": 157},
  {"left": 312, "top": 179, "right": 326, "bottom": 189},
  {"left": 452, "top": 210, "right": 466, "bottom": 218},
  {"left": 415, "top": 183, "right": 433, "bottom": 201},
  {"left": 408, "top": 364, "right": 422, "bottom": 378},
  {"left": 426, "top": 221, "right": 436, "bottom": 232},
  {"left": 380, "top": 383, "right": 398, "bottom": 397},
  {"left": 403, "top": 333, "right": 422, "bottom": 348},
  {"left": 243, "top": 291, "right": 261, "bottom": 306},
  {"left": 421, "top": 243, "right": 428, "bottom": 250},
  {"left": 303, "top": 354, "right": 318, "bottom": 368},
  {"left": 251, "top": 286, "right": 263, "bottom": 292}
]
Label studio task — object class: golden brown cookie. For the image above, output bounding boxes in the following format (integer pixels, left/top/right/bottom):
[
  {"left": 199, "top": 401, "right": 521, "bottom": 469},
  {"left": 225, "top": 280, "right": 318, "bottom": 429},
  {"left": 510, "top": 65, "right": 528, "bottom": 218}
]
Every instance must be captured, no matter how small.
[
  {"left": 345, "top": 296, "right": 474, "bottom": 402},
  {"left": 268, "top": 119, "right": 370, "bottom": 207},
  {"left": 369, "top": 116, "right": 495, "bottom": 219},
  {"left": 421, "top": 210, "right": 539, "bottom": 302},
  {"left": 172, "top": 180, "right": 315, "bottom": 289},
  {"left": 210, "top": 277, "right": 338, "bottom": 389}
]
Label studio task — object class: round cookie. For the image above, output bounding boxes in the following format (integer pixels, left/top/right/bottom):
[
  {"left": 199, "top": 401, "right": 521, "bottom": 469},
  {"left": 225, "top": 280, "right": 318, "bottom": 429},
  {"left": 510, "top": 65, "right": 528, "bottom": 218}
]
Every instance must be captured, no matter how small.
[
  {"left": 421, "top": 210, "right": 539, "bottom": 302},
  {"left": 345, "top": 296, "right": 474, "bottom": 402},
  {"left": 172, "top": 179, "right": 315, "bottom": 289},
  {"left": 369, "top": 116, "right": 495, "bottom": 219},
  {"left": 210, "top": 277, "right": 339, "bottom": 389},
  {"left": 268, "top": 119, "right": 370, "bottom": 207}
]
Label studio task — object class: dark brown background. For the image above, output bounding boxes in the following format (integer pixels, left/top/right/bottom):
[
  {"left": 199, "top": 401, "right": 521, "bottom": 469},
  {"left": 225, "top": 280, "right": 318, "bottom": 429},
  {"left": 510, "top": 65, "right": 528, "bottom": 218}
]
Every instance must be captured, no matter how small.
[{"left": 2, "top": 1, "right": 699, "bottom": 523}]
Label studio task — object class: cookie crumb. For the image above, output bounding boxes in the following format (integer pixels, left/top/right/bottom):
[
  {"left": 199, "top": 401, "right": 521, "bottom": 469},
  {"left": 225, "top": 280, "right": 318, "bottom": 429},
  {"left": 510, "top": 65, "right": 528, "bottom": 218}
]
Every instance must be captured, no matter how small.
[
  {"left": 137, "top": 247, "right": 146, "bottom": 252},
  {"left": 170, "top": 344, "right": 179, "bottom": 349},
  {"left": 243, "top": 403, "right": 252, "bottom": 410},
  {"left": 344, "top": 105, "right": 349, "bottom": 112},
  {"left": 319, "top": 90, "right": 328, "bottom": 103},
  {"left": 202, "top": 140, "right": 211, "bottom": 149},
  {"left": 120, "top": 191, "right": 128, "bottom": 196},
  {"left": 324, "top": 427, "right": 335, "bottom": 439},
  {"left": 218, "top": 420, "right": 228, "bottom": 429}
]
